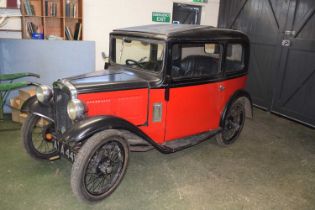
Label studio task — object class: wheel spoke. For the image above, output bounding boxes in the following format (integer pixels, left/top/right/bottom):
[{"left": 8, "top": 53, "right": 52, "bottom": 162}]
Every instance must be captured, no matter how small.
[
  {"left": 37, "top": 140, "right": 45, "bottom": 150},
  {"left": 86, "top": 174, "right": 97, "bottom": 187},
  {"left": 84, "top": 140, "right": 124, "bottom": 195},
  {"left": 89, "top": 177, "right": 100, "bottom": 192},
  {"left": 44, "top": 141, "right": 49, "bottom": 153},
  {"left": 221, "top": 103, "right": 244, "bottom": 143},
  {"left": 94, "top": 176, "right": 107, "bottom": 193},
  {"left": 30, "top": 117, "right": 56, "bottom": 155}
]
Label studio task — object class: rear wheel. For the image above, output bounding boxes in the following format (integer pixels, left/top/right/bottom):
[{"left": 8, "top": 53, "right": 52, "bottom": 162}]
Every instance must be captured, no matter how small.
[
  {"left": 71, "top": 129, "right": 129, "bottom": 202},
  {"left": 216, "top": 100, "right": 245, "bottom": 146},
  {"left": 21, "top": 114, "right": 58, "bottom": 160}
]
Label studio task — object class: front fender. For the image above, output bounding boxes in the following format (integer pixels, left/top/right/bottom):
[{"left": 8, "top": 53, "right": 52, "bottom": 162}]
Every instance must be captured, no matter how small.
[
  {"left": 62, "top": 116, "right": 173, "bottom": 153},
  {"left": 63, "top": 116, "right": 149, "bottom": 142},
  {"left": 20, "top": 96, "right": 54, "bottom": 122}
]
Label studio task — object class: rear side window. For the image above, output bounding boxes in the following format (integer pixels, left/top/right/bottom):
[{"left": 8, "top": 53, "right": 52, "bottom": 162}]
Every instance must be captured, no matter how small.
[
  {"left": 171, "top": 43, "right": 222, "bottom": 80},
  {"left": 225, "top": 44, "right": 245, "bottom": 73}
]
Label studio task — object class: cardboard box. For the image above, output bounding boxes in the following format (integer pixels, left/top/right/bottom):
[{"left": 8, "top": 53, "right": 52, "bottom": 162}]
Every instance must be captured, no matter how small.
[
  {"left": 10, "top": 89, "right": 36, "bottom": 124},
  {"left": 13, "top": 112, "right": 48, "bottom": 126},
  {"left": 10, "top": 97, "right": 22, "bottom": 110},
  {"left": 19, "top": 113, "right": 48, "bottom": 126},
  {"left": 19, "top": 113, "right": 28, "bottom": 124},
  {"left": 38, "top": 118, "right": 49, "bottom": 127},
  {"left": 11, "top": 108, "right": 21, "bottom": 123},
  {"left": 10, "top": 97, "right": 23, "bottom": 123},
  {"left": 18, "top": 88, "right": 36, "bottom": 102},
  {"left": 10, "top": 88, "right": 36, "bottom": 111}
]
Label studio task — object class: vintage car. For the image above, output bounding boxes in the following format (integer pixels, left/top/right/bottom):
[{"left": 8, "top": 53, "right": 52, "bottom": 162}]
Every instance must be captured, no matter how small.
[{"left": 21, "top": 24, "right": 252, "bottom": 202}]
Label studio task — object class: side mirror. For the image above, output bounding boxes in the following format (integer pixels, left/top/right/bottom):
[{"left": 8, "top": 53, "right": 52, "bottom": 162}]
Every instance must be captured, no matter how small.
[
  {"left": 102, "top": 52, "right": 108, "bottom": 60},
  {"left": 104, "top": 62, "right": 110, "bottom": 69}
]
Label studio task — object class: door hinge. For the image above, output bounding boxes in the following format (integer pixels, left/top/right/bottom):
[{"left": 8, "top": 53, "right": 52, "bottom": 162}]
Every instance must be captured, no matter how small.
[{"left": 284, "top": 30, "right": 296, "bottom": 36}]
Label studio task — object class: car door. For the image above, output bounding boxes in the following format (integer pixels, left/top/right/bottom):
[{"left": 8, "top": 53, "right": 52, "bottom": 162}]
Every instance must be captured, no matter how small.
[
  {"left": 165, "top": 42, "right": 224, "bottom": 141},
  {"left": 217, "top": 42, "right": 248, "bottom": 111}
]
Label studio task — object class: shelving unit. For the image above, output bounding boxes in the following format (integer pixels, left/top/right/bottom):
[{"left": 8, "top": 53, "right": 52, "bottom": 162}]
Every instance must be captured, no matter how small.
[
  {"left": 20, "top": 0, "right": 83, "bottom": 40},
  {"left": 0, "top": 7, "right": 19, "bottom": 9},
  {"left": 0, "top": 7, "right": 22, "bottom": 38}
]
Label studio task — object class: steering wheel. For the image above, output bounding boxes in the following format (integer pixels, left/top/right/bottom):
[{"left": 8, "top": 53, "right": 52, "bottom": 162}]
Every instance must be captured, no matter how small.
[{"left": 125, "top": 59, "right": 144, "bottom": 68}]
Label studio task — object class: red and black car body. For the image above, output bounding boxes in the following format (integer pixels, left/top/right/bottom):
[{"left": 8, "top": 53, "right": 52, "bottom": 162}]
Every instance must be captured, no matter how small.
[{"left": 21, "top": 24, "right": 252, "bottom": 202}]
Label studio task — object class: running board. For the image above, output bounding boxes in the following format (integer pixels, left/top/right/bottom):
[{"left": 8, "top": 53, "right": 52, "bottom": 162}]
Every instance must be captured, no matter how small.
[
  {"left": 119, "top": 130, "right": 154, "bottom": 152},
  {"left": 161, "top": 129, "right": 221, "bottom": 153},
  {"left": 119, "top": 129, "right": 221, "bottom": 154},
  {"left": 130, "top": 145, "right": 154, "bottom": 152}
]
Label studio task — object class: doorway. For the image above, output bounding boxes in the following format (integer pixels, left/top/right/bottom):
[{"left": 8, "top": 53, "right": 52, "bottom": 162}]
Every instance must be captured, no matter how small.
[
  {"left": 218, "top": 0, "right": 315, "bottom": 127},
  {"left": 172, "top": 3, "right": 202, "bottom": 24}
]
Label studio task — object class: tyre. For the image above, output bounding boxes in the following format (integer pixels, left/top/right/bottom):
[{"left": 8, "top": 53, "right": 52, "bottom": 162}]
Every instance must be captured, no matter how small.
[
  {"left": 71, "top": 129, "right": 129, "bottom": 202},
  {"left": 216, "top": 100, "right": 245, "bottom": 146},
  {"left": 21, "top": 114, "right": 58, "bottom": 160}
]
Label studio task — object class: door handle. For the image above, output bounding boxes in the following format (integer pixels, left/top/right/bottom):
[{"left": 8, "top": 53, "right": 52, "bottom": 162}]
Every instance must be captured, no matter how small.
[
  {"left": 219, "top": 85, "right": 225, "bottom": 91},
  {"left": 282, "top": 39, "right": 291, "bottom": 47}
]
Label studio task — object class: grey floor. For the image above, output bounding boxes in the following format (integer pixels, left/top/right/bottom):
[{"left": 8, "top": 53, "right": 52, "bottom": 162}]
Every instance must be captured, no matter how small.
[{"left": 0, "top": 108, "right": 315, "bottom": 210}]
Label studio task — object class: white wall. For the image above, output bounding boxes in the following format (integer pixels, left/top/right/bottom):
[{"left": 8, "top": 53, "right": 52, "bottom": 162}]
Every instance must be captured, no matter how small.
[{"left": 83, "top": 0, "right": 220, "bottom": 70}]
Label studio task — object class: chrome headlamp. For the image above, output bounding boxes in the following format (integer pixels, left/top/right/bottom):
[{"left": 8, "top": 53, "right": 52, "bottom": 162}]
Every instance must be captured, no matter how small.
[
  {"left": 67, "top": 99, "right": 85, "bottom": 120},
  {"left": 36, "top": 85, "right": 53, "bottom": 104}
]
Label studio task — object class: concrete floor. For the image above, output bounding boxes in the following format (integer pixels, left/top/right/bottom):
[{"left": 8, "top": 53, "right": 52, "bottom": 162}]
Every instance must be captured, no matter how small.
[{"left": 0, "top": 108, "right": 315, "bottom": 210}]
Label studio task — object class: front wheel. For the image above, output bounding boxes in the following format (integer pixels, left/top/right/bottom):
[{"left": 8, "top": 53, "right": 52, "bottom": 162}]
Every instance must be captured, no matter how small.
[
  {"left": 71, "top": 129, "right": 129, "bottom": 202},
  {"left": 216, "top": 100, "right": 245, "bottom": 146},
  {"left": 21, "top": 114, "right": 58, "bottom": 160}
]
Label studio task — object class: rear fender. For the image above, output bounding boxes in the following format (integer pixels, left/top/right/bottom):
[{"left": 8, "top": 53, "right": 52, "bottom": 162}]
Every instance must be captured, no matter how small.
[
  {"left": 220, "top": 90, "right": 253, "bottom": 128},
  {"left": 20, "top": 96, "right": 54, "bottom": 122}
]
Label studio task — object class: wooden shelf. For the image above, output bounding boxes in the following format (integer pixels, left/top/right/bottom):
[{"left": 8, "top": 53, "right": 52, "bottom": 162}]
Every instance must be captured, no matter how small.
[
  {"left": 23, "top": 15, "right": 64, "bottom": 18},
  {"left": 23, "top": 15, "right": 43, "bottom": 17},
  {"left": 45, "top": 16, "right": 64, "bottom": 18},
  {"left": 0, "top": 29, "right": 22, "bottom": 32},
  {"left": 0, "top": 7, "right": 19, "bottom": 9},
  {"left": 65, "top": 17, "right": 82, "bottom": 19},
  {"left": 20, "top": 0, "right": 83, "bottom": 40}
]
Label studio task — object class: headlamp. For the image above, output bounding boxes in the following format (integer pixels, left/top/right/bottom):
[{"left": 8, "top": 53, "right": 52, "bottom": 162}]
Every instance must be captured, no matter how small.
[
  {"left": 36, "top": 85, "right": 53, "bottom": 104},
  {"left": 67, "top": 99, "right": 85, "bottom": 120}
]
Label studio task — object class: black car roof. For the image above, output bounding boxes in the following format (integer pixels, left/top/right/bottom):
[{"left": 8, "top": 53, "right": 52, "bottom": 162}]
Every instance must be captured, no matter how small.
[{"left": 111, "top": 24, "right": 249, "bottom": 42}]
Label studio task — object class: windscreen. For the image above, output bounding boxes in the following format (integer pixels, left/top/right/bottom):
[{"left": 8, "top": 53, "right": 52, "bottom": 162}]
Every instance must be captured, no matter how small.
[{"left": 112, "top": 37, "right": 165, "bottom": 73}]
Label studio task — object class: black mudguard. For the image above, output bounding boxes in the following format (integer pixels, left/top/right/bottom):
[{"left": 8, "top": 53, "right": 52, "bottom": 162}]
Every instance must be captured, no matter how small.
[
  {"left": 20, "top": 96, "right": 54, "bottom": 122},
  {"left": 220, "top": 89, "right": 253, "bottom": 128},
  {"left": 61, "top": 115, "right": 173, "bottom": 153}
]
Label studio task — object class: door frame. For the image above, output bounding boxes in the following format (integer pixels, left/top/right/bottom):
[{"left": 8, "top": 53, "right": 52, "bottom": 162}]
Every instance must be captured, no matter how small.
[{"left": 172, "top": 3, "right": 202, "bottom": 24}]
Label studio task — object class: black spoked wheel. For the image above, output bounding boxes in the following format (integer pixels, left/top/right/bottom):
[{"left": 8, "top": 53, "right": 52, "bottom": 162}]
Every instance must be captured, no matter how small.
[
  {"left": 216, "top": 101, "right": 245, "bottom": 146},
  {"left": 21, "top": 114, "right": 58, "bottom": 160},
  {"left": 85, "top": 141, "right": 125, "bottom": 195},
  {"left": 71, "top": 130, "right": 129, "bottom": 202}
]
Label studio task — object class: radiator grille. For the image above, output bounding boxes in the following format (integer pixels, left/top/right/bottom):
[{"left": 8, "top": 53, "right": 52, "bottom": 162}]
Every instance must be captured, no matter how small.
[{"left": 54, "top": 88, "right": 72, "bottom": 133}]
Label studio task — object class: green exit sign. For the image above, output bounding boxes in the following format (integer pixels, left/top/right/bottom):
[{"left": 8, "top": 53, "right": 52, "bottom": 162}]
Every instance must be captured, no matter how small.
[
  {"left": 152, "top": 12, "right": 171, "bottom": 23},
  {"left": 193, "top": 0, "right": 208, "bottom": 3}
]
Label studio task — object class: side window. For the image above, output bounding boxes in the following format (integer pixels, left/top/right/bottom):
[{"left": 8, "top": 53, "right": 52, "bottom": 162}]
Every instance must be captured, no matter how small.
[
  {"left": 225, "top": 44, "right": 245, "bottom": 73},
  {"left": 171, "top": 43, "right": 222, "bottom": 80}
]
